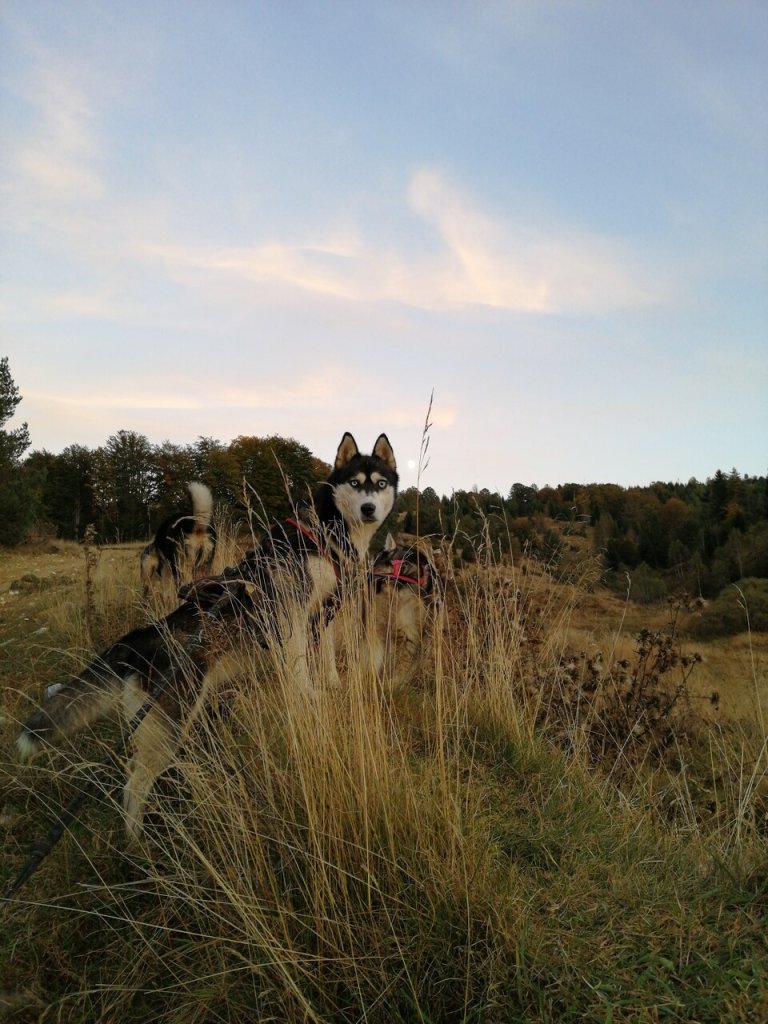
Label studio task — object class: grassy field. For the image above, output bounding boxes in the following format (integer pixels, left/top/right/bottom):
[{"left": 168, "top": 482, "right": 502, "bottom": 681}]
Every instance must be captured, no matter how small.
[{"left": 0, "top": 534, "right": 766, "bottom": 1023}]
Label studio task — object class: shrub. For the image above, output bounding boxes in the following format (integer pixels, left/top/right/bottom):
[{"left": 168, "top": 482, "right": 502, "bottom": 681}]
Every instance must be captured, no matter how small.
[
  {"left": 628, "top": 562, "right": 668, "bottom": 604},
  {"left": 689, "top": 577, "right": 768, "bottom": 638}
]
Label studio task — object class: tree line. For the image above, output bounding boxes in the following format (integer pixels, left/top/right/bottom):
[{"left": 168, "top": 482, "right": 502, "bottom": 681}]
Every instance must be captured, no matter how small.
[
  {"left": 17, "top": 430, "right": 328, "bottom": 546},
  {"left": 2, "top": 358, "right": 766, "bottom": 603},
  {"left": 1, "top": 357, "right": 328, "bottom": 545}
]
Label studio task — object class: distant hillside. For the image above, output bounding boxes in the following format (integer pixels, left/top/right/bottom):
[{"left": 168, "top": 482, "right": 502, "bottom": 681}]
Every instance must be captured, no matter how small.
[{"left": 396, "top": 470, "right": 768, "bottom": 609}]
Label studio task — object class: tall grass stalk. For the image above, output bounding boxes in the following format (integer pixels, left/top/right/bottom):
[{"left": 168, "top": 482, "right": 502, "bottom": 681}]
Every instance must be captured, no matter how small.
[{"left": 413, "top": 390, "right": 433, "bottom": 546}]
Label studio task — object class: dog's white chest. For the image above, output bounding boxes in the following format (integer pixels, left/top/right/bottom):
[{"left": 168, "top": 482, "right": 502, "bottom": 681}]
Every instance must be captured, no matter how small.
[{"left": 305, "top": 556, "right": 339, "bottom": 611}]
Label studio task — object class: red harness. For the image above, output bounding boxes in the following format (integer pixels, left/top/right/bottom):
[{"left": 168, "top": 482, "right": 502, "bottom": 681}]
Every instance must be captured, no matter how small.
[
  {"left": 187, "top": 519, "right": 429, "bottom": 598},
  {"left": 287, "top": 518, "right": 428, "bottom": 588},
  {"left": 371, "top": 557, "right": 430, "bottom": 589}
]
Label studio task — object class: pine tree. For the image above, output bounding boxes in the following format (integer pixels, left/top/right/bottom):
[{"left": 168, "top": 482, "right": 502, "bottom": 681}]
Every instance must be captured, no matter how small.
[{"left": 0, "top": 357, "right": 33, "bottom": 544}]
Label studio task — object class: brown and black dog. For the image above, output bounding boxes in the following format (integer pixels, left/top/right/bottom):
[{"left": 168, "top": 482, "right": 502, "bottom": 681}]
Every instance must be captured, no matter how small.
[{"left": 140, "top": 481, "right": 217, "bottom": 594}]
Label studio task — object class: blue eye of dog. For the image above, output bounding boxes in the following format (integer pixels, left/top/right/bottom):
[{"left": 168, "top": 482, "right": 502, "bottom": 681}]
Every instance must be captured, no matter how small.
[
  {"left": 376, "top": 479, "right": 388, "bottom": 489},
  {"left": 349, "top": 479, "right": 360, "bottom": 489}
]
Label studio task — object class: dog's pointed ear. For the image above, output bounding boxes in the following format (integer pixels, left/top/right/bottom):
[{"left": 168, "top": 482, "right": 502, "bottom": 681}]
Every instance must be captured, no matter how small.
[
  {"left": 335, "top": 432, "right": 359, "bottom": 469},
  {"left": 372, "top": 433, "right": 397, "bottom": 472},
  {"left": 384, "top": 532, "right": 397, "bottom": 553}
]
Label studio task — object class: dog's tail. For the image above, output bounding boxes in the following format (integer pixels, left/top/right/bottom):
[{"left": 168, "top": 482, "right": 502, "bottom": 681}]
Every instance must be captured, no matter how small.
[
  {"left": 187, "top": 481, "right": 214, "bottom": 528},
  {"left": 186, "top": 481, "right": 216, "bottom": 575},
  {"left": 16, "top": 652, "right": 127, "bottom": 760}
]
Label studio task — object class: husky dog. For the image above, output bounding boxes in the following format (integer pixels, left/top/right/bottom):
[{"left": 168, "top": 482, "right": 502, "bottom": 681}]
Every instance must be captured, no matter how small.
[
  {"left": 140, "top": 481, "right": 217, "bottom": 594},
  {"left": 17, "top": 433, "right": 398, "bottom": 838}
]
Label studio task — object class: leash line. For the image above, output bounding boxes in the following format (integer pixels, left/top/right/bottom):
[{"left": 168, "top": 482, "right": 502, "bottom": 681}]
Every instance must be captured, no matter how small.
[
  {"left": 1, "top": 661, "right": 183, "bottom": 909},
  {"left": 2, "top": 529, "right": 427, "bottom": 907}
]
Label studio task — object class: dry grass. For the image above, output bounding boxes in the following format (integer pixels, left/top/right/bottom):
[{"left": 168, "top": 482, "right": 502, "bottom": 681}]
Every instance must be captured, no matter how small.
[{"left": 0, "top": 533, "right": 766, "bottom": 1022}]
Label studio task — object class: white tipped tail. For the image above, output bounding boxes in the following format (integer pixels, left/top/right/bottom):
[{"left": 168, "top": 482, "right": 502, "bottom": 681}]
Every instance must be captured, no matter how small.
[
  {"left": 186, "top": 481, "right": 214, "bottom": 526},
  {"left": 16, "top": 729, "right": 42, "bottom": 761}
]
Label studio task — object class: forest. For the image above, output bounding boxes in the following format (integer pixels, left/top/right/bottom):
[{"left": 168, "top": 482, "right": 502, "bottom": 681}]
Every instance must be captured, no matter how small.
[{"left": 397, "top": 468, "right": 768, "bottom": 601}]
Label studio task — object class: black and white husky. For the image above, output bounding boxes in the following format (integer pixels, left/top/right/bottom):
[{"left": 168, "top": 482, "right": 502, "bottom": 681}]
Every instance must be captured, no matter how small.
[
  {"left": 17, "top": 433, "right": 398, "bottom": 837},
  {"left": 140, "top": 481, "right": 217, "bottom": 594}
]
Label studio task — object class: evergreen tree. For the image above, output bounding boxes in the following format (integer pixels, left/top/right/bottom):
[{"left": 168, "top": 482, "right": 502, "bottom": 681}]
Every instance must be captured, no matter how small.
[
  {"left": 50, "top": 445, "right": 97, "bottom": 539},
  {"left": 0, "top": 357, "right": 33, "bottom": 545},
  {"left": 0, "top": 357, "right": 30, "bottom": 462}
]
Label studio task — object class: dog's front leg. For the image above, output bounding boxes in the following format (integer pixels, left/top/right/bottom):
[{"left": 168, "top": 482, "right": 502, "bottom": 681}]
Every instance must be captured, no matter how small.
[
  {"left": 318, "top": 619, "right": 341, "bottom": 688},
  {"left": 123, "top": 703, "right": 180, "bottom": 842},
  {"left": 120, "top": 635, "right": 211, "bottom": 841},
  {"left": 279, "top": 618, "right": 316, "bottom": 696}
]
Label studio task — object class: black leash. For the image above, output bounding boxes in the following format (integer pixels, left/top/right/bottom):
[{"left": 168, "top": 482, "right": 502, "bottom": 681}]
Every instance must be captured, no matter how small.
[
  {"left": 3, "top": 735, "right": 127, "bottom": 904},
  {"left": 2, "top": 665, "right": 180, "bottom": 908}
]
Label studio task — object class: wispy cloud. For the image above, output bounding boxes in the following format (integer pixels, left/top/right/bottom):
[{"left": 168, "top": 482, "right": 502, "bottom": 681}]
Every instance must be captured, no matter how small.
[
  {"left": 24, "top": 368, "right": 456, "bottom": 426},
  {"left": 1, "top": 31, "right": 661, "bottom": 323},
  {"left": 18, "top": 369, "right": 456, "bottom": 474},
  {"left": 150, "top": 168, "right": 659, "bottom": 316},
  {"left": 404, "top": 169, "right": 661, "bottom": 313},
  {"left": 5, "top": 50, "right": 104, "bottom": 207}
]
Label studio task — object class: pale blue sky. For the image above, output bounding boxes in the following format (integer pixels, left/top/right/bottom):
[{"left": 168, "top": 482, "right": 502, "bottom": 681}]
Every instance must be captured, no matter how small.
[{"left": 1, "top": 1, "right": 766, "bottom": 496}]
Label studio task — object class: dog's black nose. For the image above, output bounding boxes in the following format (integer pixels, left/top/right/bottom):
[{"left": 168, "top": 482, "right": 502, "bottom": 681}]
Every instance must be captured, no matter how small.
[{"left": 361, "top": 502, "right": 376, "bottom": 519}]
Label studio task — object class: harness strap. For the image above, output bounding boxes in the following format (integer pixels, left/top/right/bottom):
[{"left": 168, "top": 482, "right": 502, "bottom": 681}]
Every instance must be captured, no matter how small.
[
  {"left": 285, "top": 517, "right": 343, "bottom": 578},
  {"left": 370, "top": 558, "right": 430, "bottom": 589}
]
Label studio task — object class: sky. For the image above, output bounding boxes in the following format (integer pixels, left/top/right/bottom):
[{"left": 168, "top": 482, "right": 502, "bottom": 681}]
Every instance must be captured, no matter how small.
[{"left": 1, "top": 1, "right": 766, "bottom": 498}]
